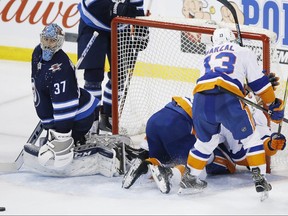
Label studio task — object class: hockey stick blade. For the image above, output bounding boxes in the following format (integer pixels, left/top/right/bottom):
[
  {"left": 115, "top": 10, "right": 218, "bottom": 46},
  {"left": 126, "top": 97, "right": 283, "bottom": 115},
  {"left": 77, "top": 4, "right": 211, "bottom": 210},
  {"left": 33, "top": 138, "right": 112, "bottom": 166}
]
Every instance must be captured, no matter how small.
[
  {"left": 0, "top": 152, "right": 24, "bottom": 172},
  {"left": 217, "top": 0, "right": 243, "bottom": 46},
  {"left": 0, "top": 121, "right": 43, "bottom": 173},
  {"left": 260, "top": 191, "right": 269, "bottom": 202},
  {"left": 218, "top": 86, "right": 288, "bottom": 123}
]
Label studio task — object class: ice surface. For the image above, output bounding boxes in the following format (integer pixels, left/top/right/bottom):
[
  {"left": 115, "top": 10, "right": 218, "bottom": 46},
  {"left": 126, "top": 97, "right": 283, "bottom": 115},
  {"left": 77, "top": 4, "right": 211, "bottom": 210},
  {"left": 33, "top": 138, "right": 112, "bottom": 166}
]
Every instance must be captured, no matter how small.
[{"left": 0, "top": 60, "right": 288, "bottom": 215}]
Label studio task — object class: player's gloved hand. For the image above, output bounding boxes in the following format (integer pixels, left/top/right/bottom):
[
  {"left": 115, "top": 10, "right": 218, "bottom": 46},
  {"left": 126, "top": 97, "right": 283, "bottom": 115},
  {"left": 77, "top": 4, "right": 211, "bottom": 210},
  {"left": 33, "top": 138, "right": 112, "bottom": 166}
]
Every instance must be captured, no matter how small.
[
  {"left": 267, "top": 72, "right": 280, "bottom": 90},
  {"left": 268, "top": 98, "right": 284, "bottom": 123},
  {"left": 110, "top": 0, "right": 137, "bottom": 18},
  {"left": 269, "top": 133, "right": 286, "bottom": 150}
]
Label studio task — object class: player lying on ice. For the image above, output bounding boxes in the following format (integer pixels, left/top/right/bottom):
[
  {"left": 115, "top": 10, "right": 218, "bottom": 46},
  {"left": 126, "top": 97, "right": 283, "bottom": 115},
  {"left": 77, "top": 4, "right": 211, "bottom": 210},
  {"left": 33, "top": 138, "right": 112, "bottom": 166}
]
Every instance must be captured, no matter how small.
[
  {"left": 122, "top": 91, "right": 286, "bottom": 194},
  {"left": 23, "top": 23, "right": 133, "bottom": 177},
  {"left": 122, "top": 27, "right": 286, "bottom": 201}
]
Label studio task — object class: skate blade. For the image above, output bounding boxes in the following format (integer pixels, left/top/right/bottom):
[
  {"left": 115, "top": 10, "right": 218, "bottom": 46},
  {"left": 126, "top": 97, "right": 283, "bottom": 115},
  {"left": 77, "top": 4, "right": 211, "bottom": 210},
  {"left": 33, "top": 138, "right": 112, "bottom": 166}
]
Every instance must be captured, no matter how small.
[
  {"left": 260, "top": 191, "right": 269, "bottom": 202},
  {"left": 177, "top": 187, "right": 205, "bottom": 195},
  {"left": 149, "top": 165, "right": 170, "bottom": 194},
  {"left": 122, "top": 158, "right": 143, "bottom": 189}
]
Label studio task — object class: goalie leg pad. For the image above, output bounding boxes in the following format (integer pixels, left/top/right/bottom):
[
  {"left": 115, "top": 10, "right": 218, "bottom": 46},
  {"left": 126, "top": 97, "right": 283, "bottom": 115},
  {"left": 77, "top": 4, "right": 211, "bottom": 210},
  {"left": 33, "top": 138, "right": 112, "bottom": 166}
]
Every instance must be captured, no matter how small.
[
  {"left": 93, "top": 147, "right": 120, "bottom": 177},
  {"left": 23, "top": 143, "right": 122, "bottom": 177}
]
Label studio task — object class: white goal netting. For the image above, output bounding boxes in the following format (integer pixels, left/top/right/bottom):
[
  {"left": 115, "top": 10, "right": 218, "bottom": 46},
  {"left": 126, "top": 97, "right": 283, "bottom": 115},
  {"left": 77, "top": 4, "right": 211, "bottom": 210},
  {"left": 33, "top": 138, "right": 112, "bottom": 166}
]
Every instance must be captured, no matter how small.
[{"left": 111, "top": 16, "right": 288, "bottom": 170}]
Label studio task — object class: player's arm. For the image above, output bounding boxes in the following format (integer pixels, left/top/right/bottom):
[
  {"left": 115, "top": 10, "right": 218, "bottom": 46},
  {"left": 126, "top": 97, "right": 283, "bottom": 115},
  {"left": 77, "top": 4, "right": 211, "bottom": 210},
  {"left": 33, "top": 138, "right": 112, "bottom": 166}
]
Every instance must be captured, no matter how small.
[{"left": 246, "top": 51, "right": 284, "bottom": 123}]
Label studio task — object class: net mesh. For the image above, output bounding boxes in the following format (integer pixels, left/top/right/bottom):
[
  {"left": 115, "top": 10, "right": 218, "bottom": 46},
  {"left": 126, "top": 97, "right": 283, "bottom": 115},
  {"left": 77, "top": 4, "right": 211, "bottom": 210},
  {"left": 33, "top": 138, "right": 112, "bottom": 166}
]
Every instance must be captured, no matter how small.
[{"left": 111, "top": 16, "right": 288, "bottom": 169}]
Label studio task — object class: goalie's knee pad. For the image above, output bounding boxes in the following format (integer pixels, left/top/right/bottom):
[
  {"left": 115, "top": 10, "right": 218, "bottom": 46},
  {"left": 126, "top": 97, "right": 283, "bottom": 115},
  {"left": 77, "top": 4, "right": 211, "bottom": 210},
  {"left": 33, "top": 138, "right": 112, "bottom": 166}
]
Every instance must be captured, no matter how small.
[{"left": 38, "top": 130, "right": 74, "bottom": 168}]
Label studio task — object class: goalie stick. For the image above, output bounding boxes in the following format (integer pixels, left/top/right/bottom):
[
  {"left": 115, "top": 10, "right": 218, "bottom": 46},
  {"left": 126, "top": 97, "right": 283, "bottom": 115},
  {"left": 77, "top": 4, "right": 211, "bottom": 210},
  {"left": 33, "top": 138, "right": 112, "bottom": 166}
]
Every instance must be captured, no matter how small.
[
  {"left": 0, "top": 121, "right": 43, "bottom": 172},
  {"left": 217, "top": 0, "right": 243, "bottom": 46},
  {"left": 0, "top": 31, "right": 99, "bottom": 173}
]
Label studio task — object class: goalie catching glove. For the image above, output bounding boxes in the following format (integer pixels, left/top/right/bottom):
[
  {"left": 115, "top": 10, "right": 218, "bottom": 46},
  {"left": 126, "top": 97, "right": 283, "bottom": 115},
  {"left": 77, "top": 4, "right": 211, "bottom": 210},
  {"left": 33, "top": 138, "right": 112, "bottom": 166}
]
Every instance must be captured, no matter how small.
[
  {"left": 268, "top": 98, "right": 285, "bottom": 123},
  {"left": 38, "top": 129, "right": 74, "bottom": 168}
]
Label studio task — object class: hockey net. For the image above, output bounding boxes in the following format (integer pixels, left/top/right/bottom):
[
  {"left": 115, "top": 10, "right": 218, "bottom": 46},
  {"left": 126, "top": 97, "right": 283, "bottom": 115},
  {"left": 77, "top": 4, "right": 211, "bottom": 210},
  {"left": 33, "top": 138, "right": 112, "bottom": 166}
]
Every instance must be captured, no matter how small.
[{"left": 111, "top": 16, "right": 288, "bottom": 172}]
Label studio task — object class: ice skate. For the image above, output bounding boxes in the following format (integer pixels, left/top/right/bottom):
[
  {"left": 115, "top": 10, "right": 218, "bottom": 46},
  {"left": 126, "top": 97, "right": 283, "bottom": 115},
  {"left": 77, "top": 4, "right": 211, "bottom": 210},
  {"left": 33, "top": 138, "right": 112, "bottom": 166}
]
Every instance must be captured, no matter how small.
[
  {"left": 178, "top": 169, "right": 207, "bottom": 195},
  {"left": 99, "top": 113, "right": 112, "bottom": 134},
  {"left": 86, "top": 120, "right": 99, "bottom": 139},
  {"left": 252, "top": 167, "right": 272, "bottom": 201},
  {"left": 149, "top": 164, "right": 173, "bottom": 194},
  {"left": 122, "top": 158, "right": 150, "bottom": 189}
]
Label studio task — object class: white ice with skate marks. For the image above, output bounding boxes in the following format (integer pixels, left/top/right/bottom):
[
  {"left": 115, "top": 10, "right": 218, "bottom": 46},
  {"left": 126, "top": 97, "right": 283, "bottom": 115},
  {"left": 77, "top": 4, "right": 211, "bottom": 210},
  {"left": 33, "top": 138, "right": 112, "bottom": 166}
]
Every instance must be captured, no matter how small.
[{"left": 1, "top": 60, "right": 288, "bottom": 214}]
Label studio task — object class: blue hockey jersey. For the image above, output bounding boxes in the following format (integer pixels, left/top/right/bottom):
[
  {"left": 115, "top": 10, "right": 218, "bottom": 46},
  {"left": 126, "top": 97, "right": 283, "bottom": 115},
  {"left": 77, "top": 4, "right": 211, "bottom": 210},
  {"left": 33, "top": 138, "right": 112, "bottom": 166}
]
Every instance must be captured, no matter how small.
[
  {"left": 31, "top": 45, "right": 100, "bottom": 133},
  {"left": 78, "top": 0, "right": 145, "bottom": 32}
]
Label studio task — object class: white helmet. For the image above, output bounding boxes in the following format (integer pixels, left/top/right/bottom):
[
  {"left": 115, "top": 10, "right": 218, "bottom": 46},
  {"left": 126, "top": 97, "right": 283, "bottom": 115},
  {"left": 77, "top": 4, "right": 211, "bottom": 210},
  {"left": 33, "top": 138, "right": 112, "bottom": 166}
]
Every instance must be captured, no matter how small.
[
  {"left": 40, "top": 23, "right": 65, "bottom": 61},
  {"left": 212, "top": 28, "right": 236, "bottom": 45}
]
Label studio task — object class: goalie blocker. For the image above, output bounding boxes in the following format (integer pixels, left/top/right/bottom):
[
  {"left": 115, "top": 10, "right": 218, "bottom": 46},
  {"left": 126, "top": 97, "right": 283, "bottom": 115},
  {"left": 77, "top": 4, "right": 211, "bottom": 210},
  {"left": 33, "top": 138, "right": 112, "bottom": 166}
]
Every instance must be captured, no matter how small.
[{"left": 23, "top": 134, "right": 136, "bottom": 178}]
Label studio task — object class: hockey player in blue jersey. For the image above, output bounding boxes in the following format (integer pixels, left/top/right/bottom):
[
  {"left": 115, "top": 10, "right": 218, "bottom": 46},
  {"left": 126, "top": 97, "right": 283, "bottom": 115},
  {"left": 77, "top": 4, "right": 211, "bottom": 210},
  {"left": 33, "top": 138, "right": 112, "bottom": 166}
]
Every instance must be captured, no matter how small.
[
  {"left": 30, "top": 23, "right": 100, "bottom": 168},
  {"left": 77, "top": 0, "right": 148, "bottom": 133},
  {"left": 177, "top": 27, "right": 285, "bottom": 197},
  {"left": 122, "top": 94, "right": 286, "bottom": 192}
]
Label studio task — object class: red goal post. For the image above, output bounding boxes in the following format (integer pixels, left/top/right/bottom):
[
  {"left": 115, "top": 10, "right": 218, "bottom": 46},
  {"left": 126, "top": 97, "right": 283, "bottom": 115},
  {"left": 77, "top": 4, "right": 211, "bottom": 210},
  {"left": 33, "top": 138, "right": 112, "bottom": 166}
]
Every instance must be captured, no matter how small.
[{"left": 111, "top": 16, "right": 284, "bottom": 173}]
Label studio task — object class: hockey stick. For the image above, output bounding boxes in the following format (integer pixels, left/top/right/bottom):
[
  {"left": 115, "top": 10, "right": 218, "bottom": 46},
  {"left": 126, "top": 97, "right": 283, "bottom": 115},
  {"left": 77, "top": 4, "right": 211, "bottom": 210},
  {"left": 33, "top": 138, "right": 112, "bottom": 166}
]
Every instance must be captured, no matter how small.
[
  {"left": 217, "top": 0, "right": 243, "bottom": 46},
  {"left": 146, "top": 0, "right": 153, "bottom": 16},
  {"left": 75, "top": 31, "right": 99, "bottom": 69},
  {"left": 0, "top": 121, "right": 43, "bottom": 172},
  {"left": 0, "top": 31, "right": 99, "bottom": 173},
  {"left": 278, "top": 77, "right": 288, "bottom": 133},
  {"left": 217, "top": 86, "right": 288, "bottom": 124}
]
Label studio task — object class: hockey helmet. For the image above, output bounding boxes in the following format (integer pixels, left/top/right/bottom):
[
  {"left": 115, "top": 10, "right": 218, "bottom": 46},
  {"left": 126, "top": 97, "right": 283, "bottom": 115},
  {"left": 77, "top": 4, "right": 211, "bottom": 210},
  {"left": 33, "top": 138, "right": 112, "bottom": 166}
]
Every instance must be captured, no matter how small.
[
  {"left": 212, "top": 27, "right": 236, "bottom": 45},
  {"left": 40, "top": 23, "right": 65, "bottom": 61}
]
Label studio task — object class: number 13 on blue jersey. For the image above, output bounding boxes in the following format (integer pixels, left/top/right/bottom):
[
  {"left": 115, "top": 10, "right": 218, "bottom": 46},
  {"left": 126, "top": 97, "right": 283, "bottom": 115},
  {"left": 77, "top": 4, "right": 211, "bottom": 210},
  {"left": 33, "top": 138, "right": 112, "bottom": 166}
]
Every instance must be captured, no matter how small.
[{"left": 204, "top": 52, "right": 236, "bottom": 74}]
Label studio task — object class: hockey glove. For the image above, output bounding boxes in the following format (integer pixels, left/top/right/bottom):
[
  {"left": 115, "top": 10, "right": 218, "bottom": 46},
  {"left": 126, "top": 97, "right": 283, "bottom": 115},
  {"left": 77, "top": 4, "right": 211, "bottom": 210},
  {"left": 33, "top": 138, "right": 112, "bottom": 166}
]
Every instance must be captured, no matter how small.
[
  {"left": 110, "top": 0, "right": 137, "bottom": 19},
  {"left": 267, "top": 72, "right": 280, "bottom": 90},
  {"left": 268, "top": 98, "right": 285, "bottom": 123},
  {"left": 268, "top": 133, "right": 286, "bottom": 150},
  {"left": 38, "top": 129, "right": 74, "bottom": 168}
]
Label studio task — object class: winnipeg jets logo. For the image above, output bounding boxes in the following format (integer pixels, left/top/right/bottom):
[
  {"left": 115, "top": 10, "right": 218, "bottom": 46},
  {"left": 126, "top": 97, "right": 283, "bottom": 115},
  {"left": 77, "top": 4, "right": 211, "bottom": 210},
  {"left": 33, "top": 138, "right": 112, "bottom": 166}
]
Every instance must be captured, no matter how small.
[
  {"left": 49, "top": 63, "right": 62, "bottom": 73},
  {"left": 31, "top": 78, "right": 40, "bottom": 107}
]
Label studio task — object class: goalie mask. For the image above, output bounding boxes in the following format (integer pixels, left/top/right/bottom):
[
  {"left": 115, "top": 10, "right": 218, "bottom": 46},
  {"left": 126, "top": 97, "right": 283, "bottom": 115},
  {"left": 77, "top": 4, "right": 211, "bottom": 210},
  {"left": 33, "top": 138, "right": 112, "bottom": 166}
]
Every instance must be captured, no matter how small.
[
  {"left": 40, "top": 23, "right": 65, "bottom": 61},
  {"left": 212, "top": 28, "right": 236, "bottom": 45}
]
